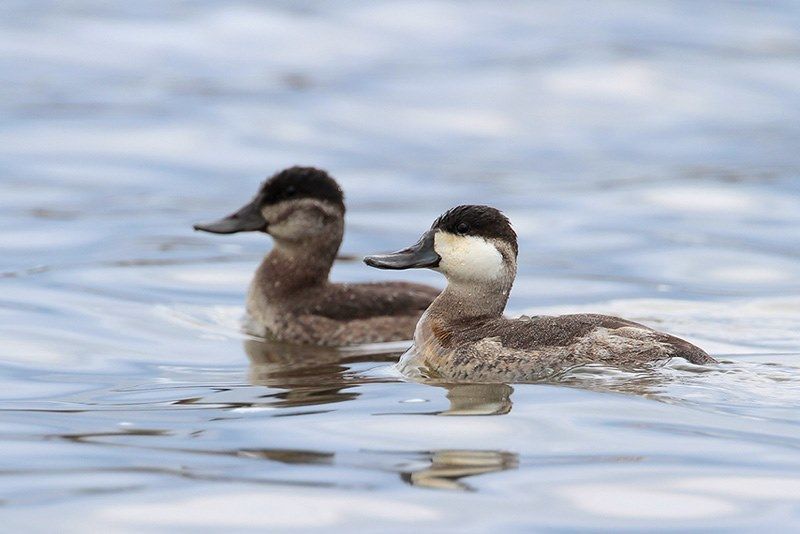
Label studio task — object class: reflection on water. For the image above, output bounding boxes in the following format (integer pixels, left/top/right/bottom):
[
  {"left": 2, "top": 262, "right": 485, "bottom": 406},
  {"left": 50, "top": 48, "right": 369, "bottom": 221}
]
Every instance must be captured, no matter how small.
[
  {"left": 244, "top": 338, "right": 402, "bottom": 408},
  {"left": 439, "top": 384, "right": 514, "bottom": 416},
  {"left": 242, "top": 446, "right": 520, "bottom": 492},
  {"left": 401, "top": 450, "right": 519, "bottom": 491}
]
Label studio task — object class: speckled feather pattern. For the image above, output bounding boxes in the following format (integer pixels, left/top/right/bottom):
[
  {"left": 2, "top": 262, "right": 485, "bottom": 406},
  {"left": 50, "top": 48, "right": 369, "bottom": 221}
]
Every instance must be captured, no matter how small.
[{"left": 402, "top": 312, "right": 714, "bottom": 383}]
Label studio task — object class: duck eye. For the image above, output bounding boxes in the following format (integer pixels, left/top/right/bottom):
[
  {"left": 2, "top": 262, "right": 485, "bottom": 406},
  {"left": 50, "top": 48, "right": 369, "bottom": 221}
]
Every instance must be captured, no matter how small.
[
  {"left": 284, "top": 186, "right": 297, "bottom": 198},
  {"left": 456, "top": 222, "right": 470, "bottom": 234}
]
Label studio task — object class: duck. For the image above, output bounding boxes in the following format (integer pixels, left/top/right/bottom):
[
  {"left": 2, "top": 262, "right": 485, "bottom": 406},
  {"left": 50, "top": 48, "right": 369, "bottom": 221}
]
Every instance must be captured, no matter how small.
[
  {"left": 193, "top": 166, "right": 440, "bottom": 346},
  {"left": 364, "top": 204, "right": 715, "bottom": 383}
]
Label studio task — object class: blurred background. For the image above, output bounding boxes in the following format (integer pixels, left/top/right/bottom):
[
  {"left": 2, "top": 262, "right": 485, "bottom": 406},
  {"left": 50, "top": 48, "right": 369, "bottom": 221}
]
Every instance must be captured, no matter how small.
[
  {"left": 2, "top": 1, "right": 800, "bottom": 304},
  {"left": 2, "top": 1, "right": 800, "bottom": 530}
]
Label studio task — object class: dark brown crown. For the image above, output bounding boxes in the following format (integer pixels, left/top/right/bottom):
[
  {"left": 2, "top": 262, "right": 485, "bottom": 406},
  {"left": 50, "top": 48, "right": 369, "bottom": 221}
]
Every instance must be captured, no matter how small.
[
  {"left": 258, "top": 166, "right": 345, "bottom": 212},
  {"left": 433, "top": 205, "right": 517, "bottom": 257}
]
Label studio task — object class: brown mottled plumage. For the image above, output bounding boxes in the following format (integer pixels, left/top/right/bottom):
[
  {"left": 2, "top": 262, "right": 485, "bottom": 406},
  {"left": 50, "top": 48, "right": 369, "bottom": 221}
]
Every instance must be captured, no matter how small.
[
  {"left": 365, "top": 205, "right": 715, "bottom": 383},
  {"left": 195, "top": 167, "right": 439, "bottom": 346}
]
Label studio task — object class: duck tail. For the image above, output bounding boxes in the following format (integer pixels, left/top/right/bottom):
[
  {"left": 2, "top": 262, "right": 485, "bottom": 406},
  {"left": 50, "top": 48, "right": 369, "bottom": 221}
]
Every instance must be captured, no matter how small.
[{"left": 663, "top": 334, "right": 716, "bottom": 364}]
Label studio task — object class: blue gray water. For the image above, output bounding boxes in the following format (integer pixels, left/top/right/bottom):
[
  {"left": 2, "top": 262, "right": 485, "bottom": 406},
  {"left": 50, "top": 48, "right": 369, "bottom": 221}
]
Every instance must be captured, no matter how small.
[{"left": 2, "top": 1, "right": 800, "bottom": 531}]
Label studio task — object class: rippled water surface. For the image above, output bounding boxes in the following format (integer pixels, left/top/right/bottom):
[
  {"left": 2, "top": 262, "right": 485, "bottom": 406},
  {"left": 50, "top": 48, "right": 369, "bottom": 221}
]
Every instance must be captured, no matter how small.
[{"left": 2, "top": 1, "right": 800, "bottom": 531}]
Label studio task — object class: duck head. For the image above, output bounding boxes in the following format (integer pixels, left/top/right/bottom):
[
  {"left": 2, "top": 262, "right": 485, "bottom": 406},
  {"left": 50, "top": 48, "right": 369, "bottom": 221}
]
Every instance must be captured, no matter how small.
[
  {"left": 194, "top": 167, "right": 345, "bottom": 245},
  {"left": 364, "top": 205, "right": 517, "bottom": 285}
]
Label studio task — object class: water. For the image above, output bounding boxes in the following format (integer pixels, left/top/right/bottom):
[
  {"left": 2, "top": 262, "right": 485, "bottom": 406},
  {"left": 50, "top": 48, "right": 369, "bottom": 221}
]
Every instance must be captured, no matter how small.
[{"left": 2, "top": 0, "right": 800, "bottom": 530}]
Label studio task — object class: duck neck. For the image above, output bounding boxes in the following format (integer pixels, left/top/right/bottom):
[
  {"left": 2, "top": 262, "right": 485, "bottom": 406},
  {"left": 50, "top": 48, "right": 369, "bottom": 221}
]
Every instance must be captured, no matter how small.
[
  {"left": 255, "top": 234, "right": 341, "bottom": 298},
  {"left": 428, "top": 274, "right": 514, "bottom": 325}
]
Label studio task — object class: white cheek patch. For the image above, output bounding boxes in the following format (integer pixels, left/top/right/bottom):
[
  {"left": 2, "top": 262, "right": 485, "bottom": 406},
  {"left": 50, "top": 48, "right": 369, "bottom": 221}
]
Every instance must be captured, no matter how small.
[{"left": 434, "top": 232, "right": 503, "bottom": 281}]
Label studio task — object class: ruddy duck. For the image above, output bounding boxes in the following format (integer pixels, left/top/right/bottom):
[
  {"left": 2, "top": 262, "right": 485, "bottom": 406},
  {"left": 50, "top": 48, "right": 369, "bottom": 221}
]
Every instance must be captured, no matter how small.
[
  {"left": 194, "top": 167, "right": 439, "bottom": 346},
  {"left": 364, "top": 205, "right": 715, "bottom": 382}
]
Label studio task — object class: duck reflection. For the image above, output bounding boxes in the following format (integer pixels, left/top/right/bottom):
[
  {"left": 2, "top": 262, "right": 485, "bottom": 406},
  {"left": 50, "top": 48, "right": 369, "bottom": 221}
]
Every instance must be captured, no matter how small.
[
  {"left": 439, "top": 383, "right": 515, "bottom": 415},
  {"left": 244, "top": 337, "right": 402, "bottom": 408},
  {"left": 237, "top": 446, "right": 518, "bottom": 492},
  {"left": 401, "top": 449, "right": 519, "bottom": 491},
  {"left": 237, "top": 447, "right": 334, "bottom": 465}
]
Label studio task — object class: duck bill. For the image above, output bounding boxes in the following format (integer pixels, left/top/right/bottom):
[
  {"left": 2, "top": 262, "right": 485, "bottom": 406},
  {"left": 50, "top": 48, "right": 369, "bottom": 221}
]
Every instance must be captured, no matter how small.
[
  {"left": 193, "top": 200, "right": 267, "bottom": 234},
  {"left": 364, "top": 230, "right": 441, "bottom": 270}
]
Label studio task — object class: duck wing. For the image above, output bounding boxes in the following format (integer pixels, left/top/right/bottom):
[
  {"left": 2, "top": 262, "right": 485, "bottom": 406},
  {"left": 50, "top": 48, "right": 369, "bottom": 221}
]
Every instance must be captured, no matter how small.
[
  {"left": 309, "top": 282, "right": 440, "bottom": 321},
  {"left": 456, "top": 313, "right": 714, "bottom": 365}
]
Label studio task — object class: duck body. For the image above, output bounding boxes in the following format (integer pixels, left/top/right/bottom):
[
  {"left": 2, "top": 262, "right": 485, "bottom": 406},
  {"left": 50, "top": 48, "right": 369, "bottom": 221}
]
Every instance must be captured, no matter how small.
[
  {"left": 401, "top": 309, "right": 713, "bottom": 383},
  {"left": 246, "top": 250, "right": 438, "bottom": 345},
  {"left": 365, "top": 205, "right": 715, "bottom": 383},
  {"left": 195, "top": 166, "right": 439, "bottom": 346}
]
